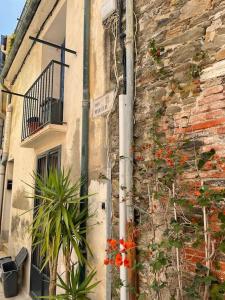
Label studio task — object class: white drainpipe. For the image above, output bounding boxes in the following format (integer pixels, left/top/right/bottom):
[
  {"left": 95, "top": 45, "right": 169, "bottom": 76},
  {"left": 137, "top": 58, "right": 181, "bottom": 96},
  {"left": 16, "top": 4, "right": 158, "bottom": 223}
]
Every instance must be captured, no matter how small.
[
  {"left": 119, "top": 94, "right": 129, "bottom": 300},
  {"left": 106, "top": 162, "right": 112, "bottom": 300},
  {"left": 119, "top": 0, "right": 134, "bottom": 298},
  {"left": 125, "top": 0, "right": 134, "bottom": 224},
  {"left": 0, "top": 98, "right": 13, "bottom": 228}
]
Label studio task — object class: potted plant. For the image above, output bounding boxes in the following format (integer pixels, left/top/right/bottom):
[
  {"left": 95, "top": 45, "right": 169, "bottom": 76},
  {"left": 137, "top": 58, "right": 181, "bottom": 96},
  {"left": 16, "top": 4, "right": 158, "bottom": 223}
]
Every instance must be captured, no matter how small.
[
  {"left": 52, "top": 264, "right": 100, "bottom": 300},
  {"left": 26, "top": 169, "right": 91, "bottom": 298},
  {"left": 27, "top": 116, "right": 40, "bottom": 134}
]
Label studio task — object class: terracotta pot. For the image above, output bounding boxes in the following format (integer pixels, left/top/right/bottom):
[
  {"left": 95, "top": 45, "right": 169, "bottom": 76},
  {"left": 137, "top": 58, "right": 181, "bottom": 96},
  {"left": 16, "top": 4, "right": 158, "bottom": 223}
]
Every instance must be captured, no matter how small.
[{"left": 27, "top": 117, "right": 40, "bottom": 134}]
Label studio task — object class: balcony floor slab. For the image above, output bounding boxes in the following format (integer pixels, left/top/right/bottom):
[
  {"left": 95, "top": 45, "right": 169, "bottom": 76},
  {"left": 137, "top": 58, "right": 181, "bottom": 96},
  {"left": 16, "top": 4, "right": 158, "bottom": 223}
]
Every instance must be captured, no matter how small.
[{"left": 21, "top": 123, "right": 67, "bottom": 149}]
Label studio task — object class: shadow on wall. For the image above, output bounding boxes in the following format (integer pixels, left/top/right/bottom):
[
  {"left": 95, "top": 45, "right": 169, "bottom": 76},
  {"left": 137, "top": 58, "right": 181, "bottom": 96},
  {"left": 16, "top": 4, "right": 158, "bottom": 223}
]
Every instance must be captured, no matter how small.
[
  {"left": 12, "top": 187, "right": 31, "bottom": 211},
  {"left": 11, "top": 188, "right": 31, "bottom": 251},
  {"left": 69, "top": 118, "right": 80, "bottom": 180}
]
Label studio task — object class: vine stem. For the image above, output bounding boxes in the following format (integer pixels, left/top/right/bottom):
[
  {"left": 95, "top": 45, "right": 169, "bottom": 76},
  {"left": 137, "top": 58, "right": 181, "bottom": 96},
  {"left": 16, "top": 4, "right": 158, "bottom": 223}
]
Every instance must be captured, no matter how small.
[
  {"left": 202, "top": 180, "right": 210, "bottom": 300},
  {"left": 172, "top": 183, "right": 183, "bottom": 300}
]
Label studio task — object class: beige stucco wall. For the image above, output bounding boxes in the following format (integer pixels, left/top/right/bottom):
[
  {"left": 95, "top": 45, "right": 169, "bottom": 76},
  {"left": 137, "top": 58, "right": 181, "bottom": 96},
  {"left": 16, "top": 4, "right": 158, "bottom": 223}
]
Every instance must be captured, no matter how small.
[
  {"left": 6, "top": 38, "right": 43, "bottom": 294},
  {"left": 1, "top": 0, "right": 111, "bottom": 298},
  {"left": 87, "top": 1, "right": 110, "bottom": 298}
]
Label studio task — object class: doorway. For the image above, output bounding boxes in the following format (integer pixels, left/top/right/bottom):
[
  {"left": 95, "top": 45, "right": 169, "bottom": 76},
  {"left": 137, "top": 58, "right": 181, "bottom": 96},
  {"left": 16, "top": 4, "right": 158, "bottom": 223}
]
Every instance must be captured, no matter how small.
[{"left": 30, "top": 147, "right": 61, "bottom": 299}]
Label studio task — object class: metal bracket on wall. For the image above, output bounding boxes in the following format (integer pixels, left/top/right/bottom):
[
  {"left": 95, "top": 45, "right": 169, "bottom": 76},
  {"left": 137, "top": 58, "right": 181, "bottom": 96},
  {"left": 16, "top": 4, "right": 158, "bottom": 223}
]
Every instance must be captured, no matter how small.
[
  {"left": 1, "top": 90, "right": 36, "bottom": 99},
  {"left": 1, "top": 60, "right": 69, "bottom": 100},
  {"left": 29, "top": 36, "right": 77, "bottom": 55}
]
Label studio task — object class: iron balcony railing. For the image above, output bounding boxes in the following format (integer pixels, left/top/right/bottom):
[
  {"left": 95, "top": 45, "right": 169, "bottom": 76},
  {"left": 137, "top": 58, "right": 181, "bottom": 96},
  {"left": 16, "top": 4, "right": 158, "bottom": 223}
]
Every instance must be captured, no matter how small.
[{"left": 21, "top": 60, "right": 68, "bottom": 141}]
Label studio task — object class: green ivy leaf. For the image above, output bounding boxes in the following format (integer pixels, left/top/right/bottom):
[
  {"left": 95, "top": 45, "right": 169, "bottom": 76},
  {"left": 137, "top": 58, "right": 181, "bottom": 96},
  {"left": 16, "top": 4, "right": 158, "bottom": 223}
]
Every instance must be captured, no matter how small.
[
  {"left": 150, "top": 279, "right": 166, "bottom": 292},
  {"left": 218, "top": 213, "right": 225, "bottom": 223},
  {"left": 133, "top": 262, "right": 144, "bottom": 271},
  {"left": 210, "top": 283, "right": 225, "bottom": 300},
  {"left": 151, "top": 252, "right": 168, "bottom": 272},
  {"left": 202, "top": 275, "right": 217, "bottom": 286},
  {"left": 196, "top": 262, "right": 209, "bottom": 273},
  {"left": 198, "top": 149, "right": 215, "bottom": 169},
  {"left": 219, "top": 241, "right": 225, "bottom": 253}
]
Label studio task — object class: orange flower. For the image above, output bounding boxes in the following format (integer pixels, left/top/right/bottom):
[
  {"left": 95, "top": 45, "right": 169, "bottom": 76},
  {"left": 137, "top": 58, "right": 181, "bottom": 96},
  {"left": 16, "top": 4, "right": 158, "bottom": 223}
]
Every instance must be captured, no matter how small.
[
  {"left": 156, "top": 149, "right": 163, "bottom": 158},
  {"left": 124, "top": 257, "right": 130, "bottom": 268},
  {"left": 124, "top": 241, "right": 136, "bottom": 250},
  {"left": 107, "top": 239, "right": 117, "bottom": 250},
  {"left": 180, "top": 155, "right": 189, "bottom": 165},
  {"left": 115, "top": 253, "right": 123, "bottom": 267},
  {"left": 135, "top": 156, "right": 145, "bottom": 161},
  {"left": 165, "top": 147, "right": 173, "bottom": 158},
  {"left": 166, "top": 158, "right": 174, "bottom": 167},
  {"left": 104, "top": 258, "right": 110, "bottom": 265},
  {"left": 119, "top": 239, "right": 125, "bottom": 246},
  {"left": 194, "top": 190, "right": 201, "bottom": 197}
]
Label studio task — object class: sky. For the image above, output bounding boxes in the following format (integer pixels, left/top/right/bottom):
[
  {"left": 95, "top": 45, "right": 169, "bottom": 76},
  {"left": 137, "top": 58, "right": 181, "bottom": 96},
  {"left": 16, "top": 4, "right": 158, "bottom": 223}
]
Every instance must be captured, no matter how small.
[{"left": 0, "top": 0, "right": 25, "bottom": 36}]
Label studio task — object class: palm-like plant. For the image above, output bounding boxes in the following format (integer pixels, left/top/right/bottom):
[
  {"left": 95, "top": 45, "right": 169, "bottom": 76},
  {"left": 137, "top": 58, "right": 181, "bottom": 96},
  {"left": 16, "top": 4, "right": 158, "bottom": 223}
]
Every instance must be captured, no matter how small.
[
  {"left": 52, "top": 265, "right": 100, "bottom": 300},
  {"left": 27, "top": 169, "right": 90, "bottom": 297}
]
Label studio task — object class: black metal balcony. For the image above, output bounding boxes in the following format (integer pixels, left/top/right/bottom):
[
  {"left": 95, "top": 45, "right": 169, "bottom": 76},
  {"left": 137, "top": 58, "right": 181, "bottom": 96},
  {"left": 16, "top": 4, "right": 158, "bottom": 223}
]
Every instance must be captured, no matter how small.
[{"left": 21, "top": 60, "right": 68, "bottom": 141}]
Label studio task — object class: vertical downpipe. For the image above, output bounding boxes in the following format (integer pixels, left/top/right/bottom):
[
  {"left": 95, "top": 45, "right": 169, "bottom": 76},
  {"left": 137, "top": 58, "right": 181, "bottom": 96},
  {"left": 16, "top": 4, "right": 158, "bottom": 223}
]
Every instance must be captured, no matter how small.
[
  {"left": 119, "top": 94, "right": 128, "bottom": 300},
  {"left": 106, "top": 160, "right": 112, "bottom": 300},
  {"left": 126, "top": 0, "right": 134, "bottom": 228},
  {"left": 0, "top": 95, "right": 12, "bottom": 230},
  {"left": 119, "top": 0, "right": 134, "bottom": 298},
  {"left": 80, "top": 0, "right": 90, "bottom": 281},
  {"left": 126, "top": 0, "right": 135, "bottom": 298}
]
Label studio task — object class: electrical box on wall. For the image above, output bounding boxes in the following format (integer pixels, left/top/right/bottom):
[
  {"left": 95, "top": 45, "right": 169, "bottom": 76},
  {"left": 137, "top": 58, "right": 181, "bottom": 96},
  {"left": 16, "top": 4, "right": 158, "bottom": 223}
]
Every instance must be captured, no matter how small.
[
  {"left": 101, "top": 0, "right": 117, "bottom": 21},
  {"left": 7, "top": 180, "right": 12, "bottom": 190}
]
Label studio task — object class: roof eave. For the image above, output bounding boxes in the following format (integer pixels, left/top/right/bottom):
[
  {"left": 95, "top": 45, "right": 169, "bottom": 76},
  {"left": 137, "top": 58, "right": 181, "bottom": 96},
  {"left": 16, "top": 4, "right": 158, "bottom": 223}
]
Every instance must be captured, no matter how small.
[{"left": 0, "top": 0, "right": 41, "bottom": 84}]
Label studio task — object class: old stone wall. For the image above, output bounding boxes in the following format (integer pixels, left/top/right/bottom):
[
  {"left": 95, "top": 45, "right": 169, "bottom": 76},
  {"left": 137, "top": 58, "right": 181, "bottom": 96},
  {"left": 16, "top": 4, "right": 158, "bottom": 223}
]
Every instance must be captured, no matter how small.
[{"left": 109, "top": 0, "right": 225, "bottom": 298}]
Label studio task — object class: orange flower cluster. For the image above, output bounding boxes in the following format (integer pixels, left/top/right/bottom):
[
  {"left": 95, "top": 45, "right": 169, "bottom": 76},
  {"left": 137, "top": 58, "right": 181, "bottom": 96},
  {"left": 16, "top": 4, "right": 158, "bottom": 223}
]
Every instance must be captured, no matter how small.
[
  {"left": 155, "top": 146, "right": 189, "bottom": 168},
  {"left": 201, "top": 154, "right": 225, "bottom": 172},
  {"left": 180, "top": 155, "right": 189, "bottom": 166},
  {"left": 104, "top": 239, "right": 136, "bottom": 268},
  {"left": 194, "top": 190, "right": 201, "bottom": 197},
  {"left": 155, "top": 147, "right": 174, "bottom": 167},
  {"left": 135, "top": 155, "right": 145, "bottom": 162}
]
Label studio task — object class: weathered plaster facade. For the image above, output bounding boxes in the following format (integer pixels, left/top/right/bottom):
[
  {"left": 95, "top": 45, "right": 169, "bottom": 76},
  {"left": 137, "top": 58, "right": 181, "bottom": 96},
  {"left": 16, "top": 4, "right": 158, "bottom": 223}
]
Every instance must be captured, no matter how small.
[
  {"left": 0, "top": 0, "right": 110, "bottom": 298},
  {"left": 2, "top": 0, "right": 225, "bottom": 299}
]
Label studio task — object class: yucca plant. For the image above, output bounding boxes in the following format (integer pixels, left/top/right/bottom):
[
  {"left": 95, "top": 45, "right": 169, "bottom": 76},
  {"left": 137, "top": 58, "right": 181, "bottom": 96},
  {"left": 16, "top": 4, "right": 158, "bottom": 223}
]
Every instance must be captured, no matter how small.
[
  {"left": 26, "top": 169, "right": 91, "bottom": 298},
  {"left": 48, "top": 264, "right": 100, "bottom": 300}
]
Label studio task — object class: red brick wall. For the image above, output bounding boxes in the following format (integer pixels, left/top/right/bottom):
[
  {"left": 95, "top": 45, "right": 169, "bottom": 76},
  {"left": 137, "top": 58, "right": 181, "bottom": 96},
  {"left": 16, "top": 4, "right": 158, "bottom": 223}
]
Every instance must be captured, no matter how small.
[{"left": 109, "top": 0, "right": 225, "bottom": 297}]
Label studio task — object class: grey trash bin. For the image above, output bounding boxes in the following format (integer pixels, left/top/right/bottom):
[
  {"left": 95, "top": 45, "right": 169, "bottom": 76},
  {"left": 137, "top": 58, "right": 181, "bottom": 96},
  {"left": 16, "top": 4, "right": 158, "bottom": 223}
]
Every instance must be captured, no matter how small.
[
  {"left": 1, "top": 248, "right": 28, "bottom": 298},
  {"left": 2, "top": 261, "right": 18, "bottom": 298},
  {"left": 0, "top": 256, "right": 12, "bottom": 279}
]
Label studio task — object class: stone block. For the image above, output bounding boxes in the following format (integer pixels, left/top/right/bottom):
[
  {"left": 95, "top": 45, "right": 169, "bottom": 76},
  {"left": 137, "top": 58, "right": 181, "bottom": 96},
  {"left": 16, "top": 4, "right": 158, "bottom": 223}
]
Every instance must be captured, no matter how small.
[
  {"left": 203, "top": 85, "right": 223, "bottom": 96},
  {"left": 164, "top": 26, "right": 205, "bottom": 46},
  {"left": 215, "top": 48, "right": 225, "bottom": 61},
  {"left": 205, "top": 34, "right": 225, "bottom": 50},
  {"left": 166, "top": 106, "right": 182, "bottom": 114},
  {"left": 180, "top": 0, "right": 212, "bottom": 20},
  {"left": 201, "top": 60, "right": 225, "bottom": 80},
  {"left": 172, "top": 44, "right": 196, "bottom": 64}
]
